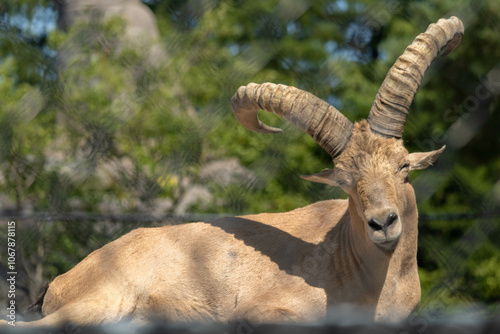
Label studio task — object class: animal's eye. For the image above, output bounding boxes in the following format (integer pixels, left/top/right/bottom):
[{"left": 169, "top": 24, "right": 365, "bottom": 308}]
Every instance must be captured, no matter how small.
[
  {"left": 335, "top": 175, "right": 352, "bottom": 189},
  {"left": 336, "top": 179, "right": 346, "bottom": 187},
  {"left": 398, "top": 163, "right": 410, "bottom": 172}
]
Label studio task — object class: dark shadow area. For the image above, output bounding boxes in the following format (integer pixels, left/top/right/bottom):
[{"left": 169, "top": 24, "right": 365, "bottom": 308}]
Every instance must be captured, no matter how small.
[
  {"left": 204, "top": 210, "right": 383, "bottom": 311},
  {"left": 206, "top": 215, "right": 335, "bottom": 289}
]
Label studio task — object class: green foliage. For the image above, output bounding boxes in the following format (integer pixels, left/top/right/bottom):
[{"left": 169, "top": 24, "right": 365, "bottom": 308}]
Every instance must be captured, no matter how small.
[{"left": 0, "top": 0, "right": 499, "bottom": 315}]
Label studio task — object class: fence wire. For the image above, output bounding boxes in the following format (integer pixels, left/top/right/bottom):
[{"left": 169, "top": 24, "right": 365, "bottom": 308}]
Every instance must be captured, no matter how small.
[{"left": 1, "top": 0, "right": 500, "bottom": 330}]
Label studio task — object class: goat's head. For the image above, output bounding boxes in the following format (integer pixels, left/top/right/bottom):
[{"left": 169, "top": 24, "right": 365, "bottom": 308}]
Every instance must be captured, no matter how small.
[
  {"left": 315, "top": 121, "right": 446, "bottom": 248},
  {"left": 231, "top": 17, "right": 463, "bottom": 249}
]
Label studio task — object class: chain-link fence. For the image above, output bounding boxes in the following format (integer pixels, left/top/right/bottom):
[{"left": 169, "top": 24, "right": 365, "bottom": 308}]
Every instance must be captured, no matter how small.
[{"left": 1, "top": 0, "right": 500, "bottom": 331}]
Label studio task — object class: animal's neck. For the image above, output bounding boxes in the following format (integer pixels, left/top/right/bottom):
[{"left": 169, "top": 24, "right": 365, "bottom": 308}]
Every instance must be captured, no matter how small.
[
  {"left": 334, "top": 182, "right": 420, "bottom": 317},
  {"left": 387, "top": 182, "right": 419, "bottom": 277},
  {"left": 376, "top": 182, "right": 420, "bottom": 319},
  {"left": 346, "top": 195, "right": 392, "bottom": 282}
]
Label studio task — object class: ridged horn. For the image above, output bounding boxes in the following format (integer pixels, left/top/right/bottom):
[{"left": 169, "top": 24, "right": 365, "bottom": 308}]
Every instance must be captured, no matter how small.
[
  {"left": 231, "top": 83, "right": 354, "bottom": 159},
  {"left": 368, "top": 16, "right": 464, "bottom": 138}
]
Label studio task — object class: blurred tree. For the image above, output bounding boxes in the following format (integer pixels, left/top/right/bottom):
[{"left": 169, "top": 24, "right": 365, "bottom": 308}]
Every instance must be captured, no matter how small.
[{"left": 0, "top": 0, "right": 499, "bottom": 317}]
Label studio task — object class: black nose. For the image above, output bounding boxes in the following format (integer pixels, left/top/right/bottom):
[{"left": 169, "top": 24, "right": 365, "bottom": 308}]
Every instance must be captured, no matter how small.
[{"left": 368, "top": 212, "right": 398, "bottom": 231}]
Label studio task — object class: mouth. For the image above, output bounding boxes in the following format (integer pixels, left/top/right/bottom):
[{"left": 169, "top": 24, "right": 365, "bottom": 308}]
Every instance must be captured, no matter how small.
[
  {"left": 379, "top": 239, "right": 397, "bottom": 245},
  {"left": 368, "top": 230, "right": 400, "bottom": 248},
  {"left": 375, "top": 237, "right": 399, "bottom": 251}
]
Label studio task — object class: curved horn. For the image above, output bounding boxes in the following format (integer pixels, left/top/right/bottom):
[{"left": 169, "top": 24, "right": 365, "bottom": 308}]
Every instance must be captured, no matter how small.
[
  {"left": 231, "top": 83, "right": 354, "bottom": 159},
  {"left": 368, "top": 16, "right": 464, "bottom": 138}
]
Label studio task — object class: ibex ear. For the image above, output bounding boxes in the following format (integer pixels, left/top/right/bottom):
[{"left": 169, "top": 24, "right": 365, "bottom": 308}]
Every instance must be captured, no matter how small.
[
  {"left": 408, "top": 145, "right": 446, "bottom": 171},
  {"left": 300, "top": 168, "right": 338, "bottom": 186}
]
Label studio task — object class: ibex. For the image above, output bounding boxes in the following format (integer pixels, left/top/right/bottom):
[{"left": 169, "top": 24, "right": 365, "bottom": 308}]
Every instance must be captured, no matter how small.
[{"left": 3, "top": 17, "right": 463, "bottom": 328}]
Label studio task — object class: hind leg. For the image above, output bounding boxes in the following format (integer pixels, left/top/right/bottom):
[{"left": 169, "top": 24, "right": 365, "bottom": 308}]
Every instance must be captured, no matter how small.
[{"left": 11, "top": 298, "right": 134, "bottom": 328}]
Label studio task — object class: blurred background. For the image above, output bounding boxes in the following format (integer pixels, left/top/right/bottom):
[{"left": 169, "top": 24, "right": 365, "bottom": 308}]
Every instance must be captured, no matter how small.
[{"left": 0, "top": 0, "right": 499, "bottom": 321}]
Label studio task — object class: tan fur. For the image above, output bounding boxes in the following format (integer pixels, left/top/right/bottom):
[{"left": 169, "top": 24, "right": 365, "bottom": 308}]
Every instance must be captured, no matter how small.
[{"left": 3, "top": 120, "right": 446, "bottom": 328}]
